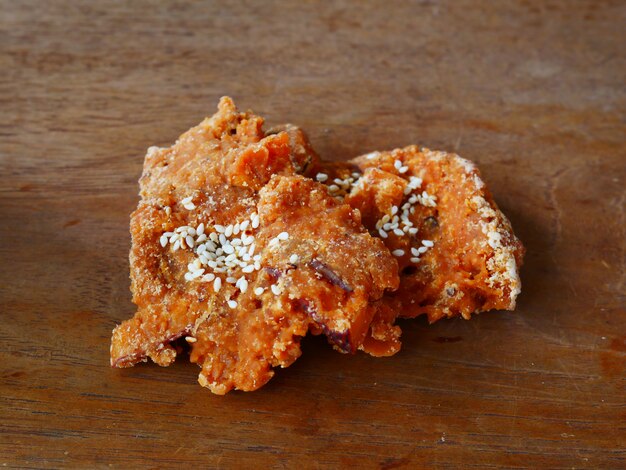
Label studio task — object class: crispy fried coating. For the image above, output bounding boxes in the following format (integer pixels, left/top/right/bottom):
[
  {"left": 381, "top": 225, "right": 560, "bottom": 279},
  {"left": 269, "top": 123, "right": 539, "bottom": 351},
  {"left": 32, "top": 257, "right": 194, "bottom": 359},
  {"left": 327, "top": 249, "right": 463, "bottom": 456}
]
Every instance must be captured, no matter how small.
[
  {"left": 190, "top": 174, "right": 398, "bottom": 393},
  {"left": 111, "top": 98, "right": 398, "bottom": 394},
  {"left": 312, "top": 146, "right": 524, "bottom": 335}
]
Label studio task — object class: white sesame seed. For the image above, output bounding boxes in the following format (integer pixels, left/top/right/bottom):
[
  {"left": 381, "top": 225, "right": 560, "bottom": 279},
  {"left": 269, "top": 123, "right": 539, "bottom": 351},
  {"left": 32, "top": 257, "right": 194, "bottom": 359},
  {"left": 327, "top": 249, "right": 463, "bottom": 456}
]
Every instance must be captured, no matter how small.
[
  {"left": 271, "top": 284, "right": 281, "bottom": 295},
  {"left": 231, "top": 238, "right": 242, "bottom": 247},
  {"left": 223, "top": 244, "right": 234, "bottom": 254},
  {"left": 219, "top": 234, "right": 227, "bottom": 245},
  {"left": 251, "top": 215, "right": 260, "bottom": 229},
  {"left": 409, "top": 228, "right": 418, "bottom": 235},
  {"left": 289, "top": 254, "right": 299, "bottom": 264},
  {"left": 186, "top": 235, "right": 195, "bottom": 248},
  {"left": 411, "top": 247, "right": 420, "bottom": 256},
  {"left": 187, "top": 227, "right": 196, "bottom": 236},
  {"left": 254, "top": 287, "right": 264, "bottom": 296},
  {"left": 316, "top": 173, "right": 329, "bottom": 182},
  {"left": 382, "top": 214, "right": 391, "bottom": 223},
  {"left": 418, "top": 246, "right": 429, "bottom": 254},
  {"left": 277, "top": 232, "right": 289, "bottom": 240},
  {"left": 254, "top": 261, "right": 261, "bottom": 270},
  {"left": 378, "top": 228, "right": 388, "bottom": 238},
  {"left": 391, "top": 206, "right": 398, "bottom": 215},
  {"left": 239, "top": 278, "right": 248, "bottom": 293},
  {"left": 202, "top": 273, "right": 215, "bottom": 282},
  {"left": 213, "top": 277, "right": 222, "bottom": 292},
  {"left": 183, "top": 203, "right": 196, "bottom": 210},
  {"left": 392, "top": 249, "right": 405, "bottom": 257},
  {"left": 399, "top": 166, "right": 409, "bottom": 173},
  {"left": 226, "top": 276, "right": 237, "bottom": 284},
  {"left": 160, "top": 234, "right": 168, "bottom": 247},
  {"left": 422, "top": 240, "right": 434, "bottom": 247},
  {"left": 224, "top": 225, "right": 233, "bottom": 237},
  {"left": 185, "top": 336, "right": 197, "bottom": 343},
  {"left": 214, "top": 224, "right": 225, "bottom": 233},
  {"left": 410, "top": 257, "right": 420, "bottom": 263},
  {"left": 242, "top": 265, "right": 255, "bottom": 273},
  {"left": 328, "top": 184, "right": 340, "bottom": 192},
  {"left": 184, "top": 272, "right": 194, "bottom": 281},
  {"left": 227, "top": 300, "right": 237, "bottom": 309},
  {"left": 393, "top": 228, "right": 404, "bottom": 236},
  {"left": 172, "top": 239, "right": 181, "bottom": 251},
  {"left": 209, "top": 232, "right": 218, "bottom": 242},
  {"left": 196, "top": 223, "right": 204, "bottom": 235},
  {"left": 181, "top": 196, "right": 193, "bottom": 204},
  {"left": 196, "top": 234, "right": 207, "bottom": 244},
  {"left": 190, "top": 269, "right": 204, "bottom": 279}
]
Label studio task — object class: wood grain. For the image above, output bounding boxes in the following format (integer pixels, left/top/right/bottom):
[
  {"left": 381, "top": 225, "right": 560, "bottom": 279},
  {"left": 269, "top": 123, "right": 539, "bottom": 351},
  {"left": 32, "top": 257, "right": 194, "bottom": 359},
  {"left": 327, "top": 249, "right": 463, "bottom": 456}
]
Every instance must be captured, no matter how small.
[{"left": 1, "top": 0, "right": 624, "bottom": 467}]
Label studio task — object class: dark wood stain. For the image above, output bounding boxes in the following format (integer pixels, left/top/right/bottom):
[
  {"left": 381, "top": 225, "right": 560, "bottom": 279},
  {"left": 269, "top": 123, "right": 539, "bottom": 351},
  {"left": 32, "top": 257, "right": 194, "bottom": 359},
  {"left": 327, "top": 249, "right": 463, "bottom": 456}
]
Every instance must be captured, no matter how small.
[
  {"left": 434, "top": 336, "right": 463, "bottom": 343},
  {"left": 0, "top": 1, "right": 624, "bottom": 467}
]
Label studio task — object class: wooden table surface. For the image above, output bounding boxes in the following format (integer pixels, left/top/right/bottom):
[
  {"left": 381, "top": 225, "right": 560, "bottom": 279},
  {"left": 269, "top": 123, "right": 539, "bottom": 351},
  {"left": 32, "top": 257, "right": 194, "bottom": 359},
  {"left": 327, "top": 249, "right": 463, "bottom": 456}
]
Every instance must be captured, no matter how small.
[{"left": 1, "top": 1, "right": 624, "bottom": 468}]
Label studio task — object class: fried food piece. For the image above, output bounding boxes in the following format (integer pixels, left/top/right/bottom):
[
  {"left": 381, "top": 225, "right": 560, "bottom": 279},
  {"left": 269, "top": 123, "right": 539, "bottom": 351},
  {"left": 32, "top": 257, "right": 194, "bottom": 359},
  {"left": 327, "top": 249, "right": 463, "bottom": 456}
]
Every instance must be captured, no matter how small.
[
  {"left": 190, "top": 174, "right": 398, "bottom": 393},
  {"left": 311, "top": 145, "right": 524, "bottom": 328},
  {"left": 110, "top": 97, "right": 398, "bottom": 394}
]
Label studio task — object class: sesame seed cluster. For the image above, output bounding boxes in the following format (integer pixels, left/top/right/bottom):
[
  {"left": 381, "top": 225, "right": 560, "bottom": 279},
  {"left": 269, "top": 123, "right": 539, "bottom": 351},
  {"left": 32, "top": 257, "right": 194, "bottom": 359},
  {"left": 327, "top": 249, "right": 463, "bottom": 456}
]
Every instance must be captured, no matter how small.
[
  {"left": 315, "top": 159, "right": 438, "bottom": 264},
  {"left": 316, "top": 172, "right": 361, "bottom": 198},
  {"left": 159, "top": 202, "right": 290, "bottom": 309}
]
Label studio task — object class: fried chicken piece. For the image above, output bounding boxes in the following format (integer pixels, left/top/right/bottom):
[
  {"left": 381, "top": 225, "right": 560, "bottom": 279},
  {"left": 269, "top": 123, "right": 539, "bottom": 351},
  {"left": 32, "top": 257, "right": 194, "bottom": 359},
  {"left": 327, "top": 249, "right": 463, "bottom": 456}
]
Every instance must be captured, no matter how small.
[
  {"left": 110, "top": 97, "right": 398, "bottom": 394},
  {"left": 190, "top": 174, "right": 398, "bottom": 393},
  {"left": 311, "top": 145, "right": 524, "bottom": 333}
]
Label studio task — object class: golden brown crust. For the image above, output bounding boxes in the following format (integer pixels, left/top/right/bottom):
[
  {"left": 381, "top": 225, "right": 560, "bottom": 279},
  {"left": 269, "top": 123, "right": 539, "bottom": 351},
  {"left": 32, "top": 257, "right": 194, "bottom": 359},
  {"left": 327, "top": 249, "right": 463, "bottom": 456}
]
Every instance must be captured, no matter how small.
[
  {"left": 313, "top": 145, "right": 524, "bottom": 344},
  {"left": 111, "top": 98, "right": 399, "bottom": 394}
]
